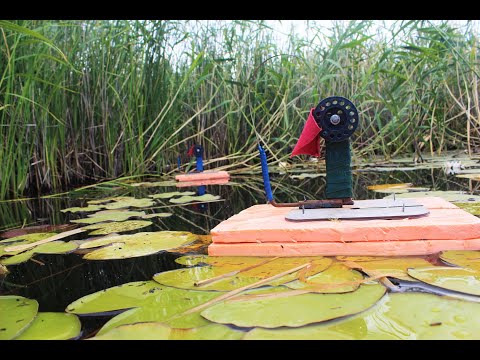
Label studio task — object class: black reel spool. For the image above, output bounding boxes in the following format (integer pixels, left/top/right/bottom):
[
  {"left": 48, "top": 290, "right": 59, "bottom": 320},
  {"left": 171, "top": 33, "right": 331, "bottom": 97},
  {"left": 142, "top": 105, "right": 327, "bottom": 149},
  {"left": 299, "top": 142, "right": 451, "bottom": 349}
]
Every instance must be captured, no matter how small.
[{"left": 313, "top": 96, "right": 359, "bottom": 142}]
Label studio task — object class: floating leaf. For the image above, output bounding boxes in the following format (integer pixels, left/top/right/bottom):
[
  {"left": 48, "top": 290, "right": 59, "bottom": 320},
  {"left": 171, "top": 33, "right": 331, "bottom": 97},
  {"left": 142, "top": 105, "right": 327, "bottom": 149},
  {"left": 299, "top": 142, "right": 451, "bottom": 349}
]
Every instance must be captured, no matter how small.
[
  {"left": 1, "top": 241, "right": 78, "bottom": 265},
  {"left": 169, "top": 234, "right": 211, "bottom": 255},
  {"left": 92, "top": 322, "right": 244, "bottom": 340},
  {"left": 367, "top": 183, "right": 413, "bottom": 190},
  {"left": 0, "top": 296, "right": 38, "bottom": 340},
  {"left": 175, "top": 255, "right": 209, "bottom": 266},
  {"left": 70, "top": 210, "right": 147, "bottom": 224},
  {"left": 0, "top": 264, "right": 8, "bottom": 275},
  {"left": 383, "top": 191, "right": 480, "bottom": 202},
  {"left": 0, "top": 242, "right": 28, "bottom": 257},
  {"left": 149, "top": 191, "right": 196, "bottom": 199},
  {"left": 290, "top": 173, "right": 325, "bottom": 180},
  {"left": 407, "top": 267, "right": 480, "bottom": 296},
  {"left": 456, "top": 174, "right": 480, "bottom": 181},
  {"left": 61, "top": 204, "right": 106, "bottom": 213},
  {"left": 452, "top": 202, "right": 480, "bottom": 216},
  {"left": 141, "top": 213, "right": 172, "bottom": 219},
  {"left": 82, "top": 220, "right": 152, "bottom": 235},
  {"left": 169, "top": 194, "right": 221, "bottom": 204},
  {"left": 0, "top": 232, "right": 56, "bottom": 244},
  {"left": 285, "top": 263, "right": 363, "bottom": 293},
  {"left": 201, "top": 283, "right": 386, "bottom": 328},
  {"left": 244, "top": 292, "right": 480, "bottom": 339},
  {"left": 103, "top": 197, "right": 155, "bottom": 210},
  {"left": 15, "top": 313, "right": 81, "bottom": 340},
  {"left": 80, "top": 231, "right": 197, "bottom": 260},
  {"left": 0, "top": 224, "right": 74, "bottom": 238},
  {"left": 340, "top": 257, "right": 431, "bottom": 281},
  {"left": 129, "top": 180, "right": 177, "bottom": 187},
  {"left": 440, "top": 250, "right": 480, "bottom": 270}
]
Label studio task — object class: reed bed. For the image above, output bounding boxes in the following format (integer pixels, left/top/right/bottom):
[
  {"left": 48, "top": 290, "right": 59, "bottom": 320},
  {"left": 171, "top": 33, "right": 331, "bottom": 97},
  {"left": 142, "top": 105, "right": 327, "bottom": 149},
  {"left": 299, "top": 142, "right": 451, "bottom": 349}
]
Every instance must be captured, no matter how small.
[{"left": 0, "top": 20, "right": 479, "bottom": 199}]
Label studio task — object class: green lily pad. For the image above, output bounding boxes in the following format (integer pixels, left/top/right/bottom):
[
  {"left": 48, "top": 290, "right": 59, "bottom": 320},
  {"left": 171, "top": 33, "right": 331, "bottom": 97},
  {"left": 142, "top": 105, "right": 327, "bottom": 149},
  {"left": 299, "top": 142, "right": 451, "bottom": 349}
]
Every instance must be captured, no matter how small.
[
  {"left": 407, "top": 267, "right": 480, "bottom": 296},
  {"left": 285, "top": 263, "right": 364, "bottom": 293},
  {"left": 452, "top": 202, "right": 480, "bottom": 216},
  {"left": 92, "top": 322, "right": 244, "bottom": 340},
  {"left": 130, "top": 180, "right": 177, "bottom": 187},
  {"left": 0, "top": 241, "right": 78, "bottom": 265},
  {"left": 94, "top": 288, "right": 220, "bottom": 335},
  {"left": 141, "top": 213, "right": 172, "bottom": 219},
  {"left": 0, "top": 232, "right": 56, "bottom": 244},
  {"left": 82, "top": 220, "right": 152, "bottom": 235},
  {"left": 70, "top": 210, "right": 147, "bottom": 224},
  {"left": 61, "top": 204, "right": 106, "bottom": 213},
  {"left": 169, "top": 194, "right": 221, "bottom": 204},
  {"left": 175, "top": 255, "right": 209, "bottom": 266},
  {"left": 383, "top": 191, "right": 480, "bottom": 203},
  {"left": 0, "top": 296, "right": 39, "bottom": 340},
  {"left": 80, "top": 231, "right": 197, "bottom": 260},
  {"left": 243, "top": 292, "right": 480, "bottom": 339},
  {"left": 440, "top": 250, "right": 480, "bottom": 270},
  {"left": 201, "top": 283, "right": 386, "bottom": 328},
  {"left": 340, "top": 257, "right": 432, "bottom": 281},
  {"left": 15, "top": 313, "right": 81, "bottom": 340},
  {"left": 0, "top": 242, "right": 28, "bottom": 257},
  {"left": 149, "top": 191, "right": 196, "bottom": 199},
  {"left": 103, "top": 197, "right": 155, "bottom": 210}
]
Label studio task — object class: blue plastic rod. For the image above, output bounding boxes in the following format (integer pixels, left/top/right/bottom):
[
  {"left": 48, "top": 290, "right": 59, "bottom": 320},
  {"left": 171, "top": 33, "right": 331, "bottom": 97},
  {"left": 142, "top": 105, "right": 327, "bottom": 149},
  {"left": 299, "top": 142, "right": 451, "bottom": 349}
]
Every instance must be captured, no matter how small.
[{"left": 258, "top": 143, "right": 274, "bottom": 202}]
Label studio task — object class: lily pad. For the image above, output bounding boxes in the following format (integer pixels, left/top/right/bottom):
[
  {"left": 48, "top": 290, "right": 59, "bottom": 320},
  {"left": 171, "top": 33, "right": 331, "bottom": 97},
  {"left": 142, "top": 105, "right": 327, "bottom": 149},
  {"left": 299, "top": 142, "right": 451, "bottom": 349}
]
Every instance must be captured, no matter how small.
[
  {"left": 0, "top": 264, "right": 7, "bottom": 275},
  {"left": 407, "top": 267, "right": 480, "bottom": 296},
  {"left": 70, "top": 210, "right": 147, "bottom": 224},
  {"left": 61, "top": 204, "right": 106, "bottom": 213},
  {"left": 367, "top": 183, "right": 430, "bottom": 194},
  {"left": 383, "top": 191, "right": 480, "bottom": 203},
  {"left": 0, "top": 232, "right": 56, "bottom": 244},
  {"left": 243, "top": 292, "right": 480, "bottom": 339},
  {"left": 169, "top": 194, "right": 221, "bottom": 204},
  {"left": 0, "top": 224, "right": 74, "bottom": 238},
  {"left": 285, "top": 263, "right": 364, "bottom": 293},
  {"left": 15, "top": 312, "right": 81, "bottom": 340},
  {"left": 201, "top": 283, "right": 386, "bottom": 328},
  {"left": 169, "top": 234, "right": 211, "bottom": 255},
  {"left": 290, "top": 173, "right": 325, "bottom": 179},
  {"left": 103, "top": 197, "right": 155, "bottom": 210},
  {"left": 149, "top": 191, "right": 196, "bottom": 199},
  {"left": 141, "top": 213, "right": 172, "bottom": 219},
  {"left": 0, "top": 241, "right": 78, "bottom": 265},
  {"left": 130, "top": 180, "right": 177, "bottom": 187},
  {"left": 367, "top": 183, "right": 413, "bottom": 191},
  {"left": 440, "top": 250, "right": 480, "bottom": 270},
  {"left": 82, "top": 220, "right": 152, "bottom": 235},
  {"left": 452, "top": 202, "right": 480, "bottom": 216},
  {"left": 91, "top": 322, "right": 244, "bottom": 340},
  {"left": 175, "top": 254, "right": 209, "bottom": 266},
  {"left": 0, "top": 296, "right": 39, "bottom": 340},
  {"left": 80, "top": 231, "right": 197, "bottom": 260}
]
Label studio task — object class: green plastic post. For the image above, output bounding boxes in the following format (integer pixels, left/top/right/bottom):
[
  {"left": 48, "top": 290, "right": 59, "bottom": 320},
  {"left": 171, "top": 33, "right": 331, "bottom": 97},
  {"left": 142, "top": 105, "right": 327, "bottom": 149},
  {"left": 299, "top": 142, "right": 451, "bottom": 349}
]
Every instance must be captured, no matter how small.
[{"left": 325, "top": 140, "right": 352, "bottom": 199}]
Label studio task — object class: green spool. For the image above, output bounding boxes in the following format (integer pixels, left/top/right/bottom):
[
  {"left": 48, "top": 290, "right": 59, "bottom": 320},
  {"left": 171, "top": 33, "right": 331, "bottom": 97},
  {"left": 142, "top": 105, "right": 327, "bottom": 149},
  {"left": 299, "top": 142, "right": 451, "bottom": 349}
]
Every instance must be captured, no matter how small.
[{"left": 325, "top": 140, "right": 352, "bottom": 199}]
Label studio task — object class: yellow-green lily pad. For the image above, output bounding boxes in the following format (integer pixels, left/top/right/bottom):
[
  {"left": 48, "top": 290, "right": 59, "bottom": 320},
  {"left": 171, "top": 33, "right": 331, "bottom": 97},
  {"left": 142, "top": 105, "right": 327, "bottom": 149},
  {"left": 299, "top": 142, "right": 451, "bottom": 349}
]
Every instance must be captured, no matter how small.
[
  {"left": 453, "top": 202, "right": 480, "bottom": 216},
  {"left": 201, "top": 283, "right": 386, "bottom": 328},
  {"left": 70, "top": 210, "right": 147, "bottom": 224},
  {"left": 103, "top": 197, "right": 155, "bottom": 209},
  {"left": 82, "top": 220, "right": 152, "bottom": 235},
  {"left": 80, "top": 231, "right": 197, "bottom": 260},
  {"left": 285, "top": 263, "right": 364, "bottom": 293},
  {"left": 340, "top": 257, "right": 432, "bottom": 281},
  {"left": 440, "top": 250, "right": 480, "bottom": 270},
  {"left": 130, "top": 180, "right": 177, "bottom": 187},
  {"left": 141, "top": 213, "right": 172, "bottom": 219},
  {"left": 407, "top": 266, "right": 480, "bottom": 296},
  {"left": 243, "top": 292, "right": 480, "bottom": 339},
  {"left": 149, "top": 191, "right": 196, "bottom": 199},
  {"left": 61, "top": 204, "right": 106, "bottom": 213},
  {"left": 92, "top": 322, "right": 244, "bottom": 340},
  {"left": 1, "top": 241, "right": 78, "bottom": 265},
  {"left": 383, "top": 191, "right": 480, "bottom": 203},
  {"left": 175, "top": 255, "right": 209, "bottom": 266},
  {"left": 0, "top": 232, "right": 56, "bottom": 244},
  {"left": 0, "top": 296, "right": 39, "bottom": 340},
  {"left": 15, "top": 312, "right": 81, "bottom": 340},
  {"left": 169, "top": 194, "right": 221, "bottom": 204}
]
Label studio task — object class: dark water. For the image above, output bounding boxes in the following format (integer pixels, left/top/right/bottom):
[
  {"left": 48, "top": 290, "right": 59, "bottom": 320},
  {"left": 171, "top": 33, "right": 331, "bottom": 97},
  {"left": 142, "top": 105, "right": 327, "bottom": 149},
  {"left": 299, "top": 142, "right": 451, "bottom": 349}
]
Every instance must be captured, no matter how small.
[{"left": 1, "top": 167, "right": 478, "bottom": 336}]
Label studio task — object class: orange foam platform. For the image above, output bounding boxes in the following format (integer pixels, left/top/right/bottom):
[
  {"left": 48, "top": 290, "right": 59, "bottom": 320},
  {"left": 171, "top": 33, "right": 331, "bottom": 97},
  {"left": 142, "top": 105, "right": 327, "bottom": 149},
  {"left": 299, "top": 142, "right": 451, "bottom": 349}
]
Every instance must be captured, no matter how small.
[
  {"left": 175, "top": 171, "right": 230, "bottom": 182},
  {"left": 208, "top": 197, "right": 480, "bottom": 256}
]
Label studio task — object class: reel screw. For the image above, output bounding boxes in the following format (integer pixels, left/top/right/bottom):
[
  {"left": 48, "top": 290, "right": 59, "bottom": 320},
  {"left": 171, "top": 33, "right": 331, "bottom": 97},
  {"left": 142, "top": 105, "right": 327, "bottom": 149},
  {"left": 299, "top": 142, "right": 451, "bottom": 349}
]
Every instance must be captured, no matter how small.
[{"left": 330, "top": 114, "right": 341, "bottom": 125}]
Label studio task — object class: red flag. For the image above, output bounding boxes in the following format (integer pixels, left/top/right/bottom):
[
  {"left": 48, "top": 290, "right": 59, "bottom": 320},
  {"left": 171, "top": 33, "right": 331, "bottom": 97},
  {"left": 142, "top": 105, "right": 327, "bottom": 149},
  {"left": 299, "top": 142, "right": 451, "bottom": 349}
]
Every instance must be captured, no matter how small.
[
  {"left": 290, "top": 108, "right": 323, "bottom": 157},
  {"left": 187, "top": 145, "right": 195, "bottom": 157}
]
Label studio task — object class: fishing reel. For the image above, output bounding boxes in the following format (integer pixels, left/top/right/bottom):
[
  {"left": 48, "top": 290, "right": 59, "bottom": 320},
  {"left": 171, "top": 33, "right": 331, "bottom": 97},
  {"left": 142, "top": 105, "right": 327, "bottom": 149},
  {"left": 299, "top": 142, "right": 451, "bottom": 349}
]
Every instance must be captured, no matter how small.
[{"left": 313, "top": 96, "right": 359, "bottom": 143}]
